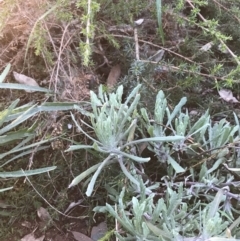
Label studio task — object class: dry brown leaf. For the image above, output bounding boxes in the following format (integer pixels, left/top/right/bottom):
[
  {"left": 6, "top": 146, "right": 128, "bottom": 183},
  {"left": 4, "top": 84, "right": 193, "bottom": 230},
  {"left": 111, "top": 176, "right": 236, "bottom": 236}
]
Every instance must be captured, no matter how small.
[
  {"left": 37, "top": 207, "right": 51, "bottom": 223},
  {"left": 91, "top": 222, "right": 108, "bottom": 241},
  {"left": 13, "top": 71, "right": 39, "bottom": 92},
  {"left": 107, "top": 64, "right": 121, "bottom": 89},
  {"left": 149, "top": 49, "right": 165, "bottom": 62},
  {"left": 21, "top": 221, "right": 32, "bottom": 229},
  {"left": 200, "top": 41, "right": 213, "bottom": 52},
  {"left": 64, "top": 199, "right": 84, "bottom": 214},
  {"left": 72, "top": 231, "right": 93, "bottom": 241},
  {"left": 21, "top": 233, "right": 45, "bottom": 241},
  {"left": 134, "top": 18, "right": 144, "bottom": 25},
  {"left": 218, "top": 89, "right": 239, "bottom": 103}
]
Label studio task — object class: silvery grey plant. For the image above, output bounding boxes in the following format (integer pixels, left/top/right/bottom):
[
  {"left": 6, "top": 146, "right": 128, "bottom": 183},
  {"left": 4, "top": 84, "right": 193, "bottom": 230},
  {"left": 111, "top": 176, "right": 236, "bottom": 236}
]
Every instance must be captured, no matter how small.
[
  {"left": 67, "top": 84, "right": 185, "bottom": 196},
  {"left": 94, "top": 183, "right": 240, "bottom": 241},
  {"left": 140, "top": 89, "right": 240, "bottom": 178},
  {"left": 86, "top": 84, "right": 240, "bottom": 240},
  {"left": 67, "top": 82, "right": 240, "bottom": 198}
]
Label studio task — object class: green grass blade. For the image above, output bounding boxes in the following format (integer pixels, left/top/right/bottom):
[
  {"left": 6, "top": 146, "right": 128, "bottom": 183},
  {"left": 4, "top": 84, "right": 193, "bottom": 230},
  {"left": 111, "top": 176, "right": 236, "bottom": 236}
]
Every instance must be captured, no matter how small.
[
  {"left": 0, "top": 146, "right": 47, "bottom": 168},
  {"left": 0, "top": 105, "right": 37, "bottom": 135},
  {"left": 0, "top": 64, "right": 11, "bottom": 83},
  {"left": 0, "top": 83, "right": 52, "bottom": 93},
  {"left": 156, "top": 0, "right": 165, "bottom": 44},
  {"left": 0, "top": 166, "right": 57, "bottom": 178}
]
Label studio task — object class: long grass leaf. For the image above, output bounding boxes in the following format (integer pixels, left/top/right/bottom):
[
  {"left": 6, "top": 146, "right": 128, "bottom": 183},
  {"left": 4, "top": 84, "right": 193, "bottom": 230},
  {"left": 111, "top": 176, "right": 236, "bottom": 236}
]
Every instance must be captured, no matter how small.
[
  {"left": 86, "top": 156, "right": 112, "bottom": 196},
  {"left": 0, "top": 105, "right": 37, "bottom": 135},
  {"left": 208, "top": 189, "right": 224, "bottom": 219},
  {"left": 69, "top": 159, "right": 116, "bottom": 189},
  {"left": 0, "top": 99, "right": 20, "bottom": 128},
  {"left": 0, "top": 166, "right": 56, "bottom": 178},
  {"left": 0, "top": 63, "right": 11, "bottom": 83},
  {"left": 123, "top": 136, "right": 185, "bottom": 148},
  {"left": 0, "top": 146, "right": 47, "bottom": 168},
  {"left": 0, "top": 83, "right": 52, "bottom": 93}
]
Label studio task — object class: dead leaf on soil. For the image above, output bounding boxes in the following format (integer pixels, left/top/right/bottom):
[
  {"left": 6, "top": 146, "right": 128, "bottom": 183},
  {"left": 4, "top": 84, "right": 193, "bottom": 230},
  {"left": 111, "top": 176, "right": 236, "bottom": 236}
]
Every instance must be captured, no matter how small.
[
  {"left": 64, "top": 199, "right": 84, "bottom": 214},
  {"left": 13, "top": 71, "right": 39, "bottom": 92},
  {"left": 37, "top": 207, "right": 51, "bottom": 223},
  {"left": 21, "top": 221, "right": 32, "bottom": 229},
  {"left": 91, "top": 222, "right": 108, "bottom": 241},
  {"left": 72, "top": 231, "right": 93, "bottom": 241},
  {"left": 134, "top": 18, "right": 144, "bottom": 25},
  {"left": 107, "top": 64, "right": 121, "bottom": 89},
  {"left": 218, "top": 89, "right": 239, "bottom": 103},
  {"left": 21, "top": 233, "right": 45, "bottom": 241},
  {"left": 149, "top": 49, "right": 165, "bottom": 62},
  {"left": 199, "top": 41, "right": 213, "bottom": 52}
]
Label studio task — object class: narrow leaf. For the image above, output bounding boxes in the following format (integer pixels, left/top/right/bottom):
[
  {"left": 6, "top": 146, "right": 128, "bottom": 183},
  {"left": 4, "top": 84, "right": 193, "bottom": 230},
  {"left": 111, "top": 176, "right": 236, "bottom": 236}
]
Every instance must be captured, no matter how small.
[
  {"left": 0, "top": 63, "right": 11, "bottom": 83},
  {"left": 0, "top": 187, "right": 13, "bottom": 192},
  {"left": 86, "top": 156, "right": 112, "bottom": 196},
  {"left": 168, "top": 156, "right": 185, "bottom": 173},
  {"left": 0, "top": 83, "right": 51, "bottom": 93},
  {"left": 145, "top": 219, "right": 172, "bottom": 239},
  {"left": 0, "top": 166, "right": 56, "bottom": 178}
]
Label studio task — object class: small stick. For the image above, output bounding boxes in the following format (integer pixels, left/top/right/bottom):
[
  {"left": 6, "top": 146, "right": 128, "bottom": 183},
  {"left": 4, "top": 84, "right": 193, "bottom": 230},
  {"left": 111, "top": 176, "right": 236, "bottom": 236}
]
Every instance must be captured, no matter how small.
[{"left": 134, "top": 28, "right": 140, "bottom": 61}]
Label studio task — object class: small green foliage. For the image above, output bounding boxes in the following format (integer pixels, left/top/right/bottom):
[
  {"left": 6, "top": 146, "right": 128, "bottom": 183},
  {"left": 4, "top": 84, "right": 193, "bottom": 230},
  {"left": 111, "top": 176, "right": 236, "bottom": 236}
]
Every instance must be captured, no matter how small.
[
  {"left": 55, "top": 0, "right": 73, "bottom": 21},
  {"left": 33, "top": 24, "right": 48, "bottom": 57},
  {"left": 76, "top": 0, "right": 100, "bottom": 65},
  {"left": 129, "top": 61, "right": 146, "bottom": 77},
  {"left": 79, "top": 41, "right": 93, "bottom": 66},
  {"left": 95, "top": 21, "right": 121, "bottom": 52}
]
